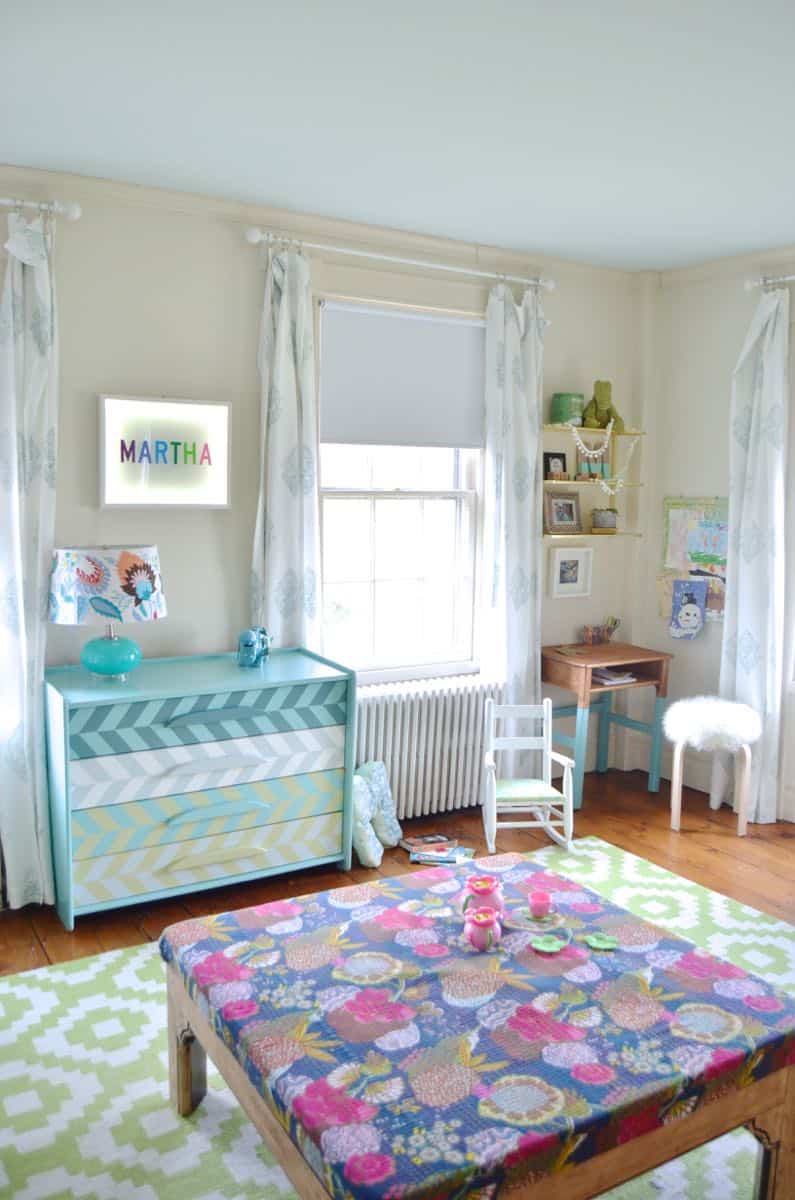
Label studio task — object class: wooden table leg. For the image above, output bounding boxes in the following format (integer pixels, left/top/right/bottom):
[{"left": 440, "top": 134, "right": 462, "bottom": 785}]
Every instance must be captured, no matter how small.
[
  {"left": 648, "top": 695, "right": 666, "bottom": 793},
  {"left": 167, "top": 969, "right": 207, "bottom": 1116},
  {"left": 596, "top": 693, "right": 612, "bottom": 774},
  {"left": 572, "top": 704, "right": 590, "bottom": 811},
  {"left": 747, "top": 1067, "right": 795, "bottom": 1197}
]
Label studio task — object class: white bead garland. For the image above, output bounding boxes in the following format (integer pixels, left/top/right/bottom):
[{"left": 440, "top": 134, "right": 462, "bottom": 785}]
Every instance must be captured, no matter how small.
[
  {"left": 598, "top": 436, "right": 639, "bottom": 496},
  {"left": 567, "top": 420, "right": 613, "bottom": 459}
]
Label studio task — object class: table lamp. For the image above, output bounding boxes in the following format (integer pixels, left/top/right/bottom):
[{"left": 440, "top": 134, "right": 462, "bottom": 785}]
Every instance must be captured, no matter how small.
[{"left": 49, "top": 545, "right": 166, "bottom": 677}]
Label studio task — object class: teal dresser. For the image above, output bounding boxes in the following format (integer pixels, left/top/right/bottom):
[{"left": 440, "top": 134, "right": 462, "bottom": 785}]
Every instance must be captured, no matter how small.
[{"left": 44, "top": 649, "right": 356, "bottom": 930}]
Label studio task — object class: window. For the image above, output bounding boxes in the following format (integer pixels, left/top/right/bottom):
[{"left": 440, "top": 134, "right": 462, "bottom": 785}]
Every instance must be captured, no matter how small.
[
  {"left": 318, "top": 298, "right": 486, "bottom": 681},
  {"left": 321, "top": 444, "right": 480, "bottom": 678}
]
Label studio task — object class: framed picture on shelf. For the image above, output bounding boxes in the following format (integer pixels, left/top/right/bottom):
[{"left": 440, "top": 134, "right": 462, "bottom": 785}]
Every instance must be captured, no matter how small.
[
  {"left": 549, "top": 546, "right": 593, "bottom": 598},
  {"left": 543, "top": 451, "right": 568, "bottom": 479},
  {"left": 544, "top": 490, "right": 582, "bottom": 534}
]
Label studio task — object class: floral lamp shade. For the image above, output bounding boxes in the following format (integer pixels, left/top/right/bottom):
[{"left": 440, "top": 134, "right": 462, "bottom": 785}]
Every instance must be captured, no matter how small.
[
  {"left": 49, "top": 546, "right": 167, "bottom": 626},
  {"left": 49, "top": 546, "right": 165, "bottom": 677}
]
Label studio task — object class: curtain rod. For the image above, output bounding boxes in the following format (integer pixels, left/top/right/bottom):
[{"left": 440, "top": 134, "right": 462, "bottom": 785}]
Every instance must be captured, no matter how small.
[
  {"left": 244, "top": 226, "right": 555, "bottom": 290},
  {"left": 744, "top": 274, "right": 795, "bottom": 291},
  {"left": 0, "top": 197, "right": 82, "bottom": 221}
]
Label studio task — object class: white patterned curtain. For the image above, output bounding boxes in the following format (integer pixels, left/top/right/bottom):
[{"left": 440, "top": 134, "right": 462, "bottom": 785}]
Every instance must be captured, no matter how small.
[
  {"left": 482, "top": 284, "right": 546, "bottom": 768},
  {"left": 251, "top": 250, "right": 321, "bottom": 649},
  {"left": 711, "top": 288, "right": 791, "bottom": 823},
  {"left": 0, "top": 215, "right": 58, "bottom": 907}
]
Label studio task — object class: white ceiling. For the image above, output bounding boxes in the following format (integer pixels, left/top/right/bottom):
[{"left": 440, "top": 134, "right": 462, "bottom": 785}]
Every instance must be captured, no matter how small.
[{"left": 3, "top": 1, "right": 795, "bottom": 270}]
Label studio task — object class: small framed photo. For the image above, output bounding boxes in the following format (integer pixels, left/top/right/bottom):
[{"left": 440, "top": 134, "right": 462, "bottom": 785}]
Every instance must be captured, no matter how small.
[
  {"left": 549, "top": 546, "right": 593, "bottom": 598},
  {"left": 544, "top": 490, "right": 582, "bottom": 534},
  {"left": 543, "top": 451, "right": 568, "bottom": 479}
]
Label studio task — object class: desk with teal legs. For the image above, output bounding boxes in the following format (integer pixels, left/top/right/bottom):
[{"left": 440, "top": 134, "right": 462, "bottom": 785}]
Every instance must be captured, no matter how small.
[{"left": 542, "top": 642, "right": 673, "bottom": 809}]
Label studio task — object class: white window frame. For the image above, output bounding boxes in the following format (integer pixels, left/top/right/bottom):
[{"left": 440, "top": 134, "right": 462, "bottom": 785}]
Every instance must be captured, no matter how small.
[{"left": 320, "top": 449, "right": 482, "bottom": 685}]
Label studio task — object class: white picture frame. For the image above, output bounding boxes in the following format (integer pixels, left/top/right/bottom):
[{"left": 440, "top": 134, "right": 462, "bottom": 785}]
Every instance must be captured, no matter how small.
[
  {"left": 100, "top": 395, "right": 230, "bottom": 508},
  {"left": 549, "top": 546, "right": 593, "bottom": 598}
]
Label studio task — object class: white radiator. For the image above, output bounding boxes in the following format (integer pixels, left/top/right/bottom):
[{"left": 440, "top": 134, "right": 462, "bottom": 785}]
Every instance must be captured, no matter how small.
[{"left": 356, "top": 677, "right": 505, "bottom": 819}]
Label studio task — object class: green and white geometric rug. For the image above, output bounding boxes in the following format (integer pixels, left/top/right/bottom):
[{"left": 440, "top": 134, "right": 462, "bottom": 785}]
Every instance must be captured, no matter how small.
[{"left": 1, "top": 836, "right": 792, "bottom": 1199}]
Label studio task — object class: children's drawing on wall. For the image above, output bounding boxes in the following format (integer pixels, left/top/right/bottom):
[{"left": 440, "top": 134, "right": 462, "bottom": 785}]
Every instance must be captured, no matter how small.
[
  {"left": 669, "top": 579, "right": 707, "bottom": 640},
  {"left": 657, "top": 496, "right": 728, "bottom": 624}
]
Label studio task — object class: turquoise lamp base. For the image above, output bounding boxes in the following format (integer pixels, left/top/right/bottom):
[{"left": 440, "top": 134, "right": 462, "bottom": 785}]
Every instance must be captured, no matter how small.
[{"left": 81, "top": 632, "right": 142, "bottom": 678}]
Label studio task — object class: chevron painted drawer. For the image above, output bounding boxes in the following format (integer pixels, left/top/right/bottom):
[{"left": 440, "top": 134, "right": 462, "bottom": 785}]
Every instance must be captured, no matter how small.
[{"left": 45, "top": 649, "right": 356, "bottom": 930}]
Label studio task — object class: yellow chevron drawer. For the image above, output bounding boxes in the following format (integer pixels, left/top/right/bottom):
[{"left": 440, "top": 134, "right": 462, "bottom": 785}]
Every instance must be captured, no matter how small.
[
  {"left": 73, "top": 812, "right": 344, "bottom": 906},
  {"left": 70, "top": 769, "right": 344, "bottom": 860}
]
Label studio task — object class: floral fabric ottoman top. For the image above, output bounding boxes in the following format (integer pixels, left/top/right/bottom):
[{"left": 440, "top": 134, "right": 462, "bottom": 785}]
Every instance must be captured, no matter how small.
[{"left": 159, "top": 853, "right": 795, "bottom": 1200}]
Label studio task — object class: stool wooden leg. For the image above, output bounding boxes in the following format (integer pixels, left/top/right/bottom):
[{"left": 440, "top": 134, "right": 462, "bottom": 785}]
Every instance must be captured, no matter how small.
[
  {"left": 735, "top": 743, "right": 752, "bottom": 837},
  {"left": 670, "top": 741, "right": 684, "bottom": 831}
]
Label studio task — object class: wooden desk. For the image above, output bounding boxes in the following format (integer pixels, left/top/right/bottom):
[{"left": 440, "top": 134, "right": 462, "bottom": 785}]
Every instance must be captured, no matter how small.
[{"left": 542, "top": 642, "right": 673, "bottom": 808}]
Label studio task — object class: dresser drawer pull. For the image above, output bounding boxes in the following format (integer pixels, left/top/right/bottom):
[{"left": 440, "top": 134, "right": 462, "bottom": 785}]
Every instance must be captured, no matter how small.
[
  {"left": 163, "top": 800, "right": 271, "bottom": 826},
  {"left": 159, "top": 847, "right": 270, "bottom": 872},
  {"left": 165, "top": 707, "right": 265, "bottom": 728},
  {"left": 162, "top": 757, "right": 264, "bottom": 776}
]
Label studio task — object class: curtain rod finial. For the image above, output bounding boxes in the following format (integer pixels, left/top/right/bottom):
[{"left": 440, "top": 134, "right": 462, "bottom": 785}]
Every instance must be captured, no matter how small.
[{"left": 245, "top": 226, "right": 264, "bottom": 245}]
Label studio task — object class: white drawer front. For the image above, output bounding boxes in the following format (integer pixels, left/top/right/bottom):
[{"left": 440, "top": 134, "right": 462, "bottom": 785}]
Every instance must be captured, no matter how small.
[{"left": 69, "top": 725, "right": 346, "bottom": 810}]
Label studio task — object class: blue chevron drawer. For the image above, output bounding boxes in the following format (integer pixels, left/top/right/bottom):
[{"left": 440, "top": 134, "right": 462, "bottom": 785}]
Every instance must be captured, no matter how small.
[
  {"left": 67, "top": 679, "right": 348, "bottom": 760},
  {"left": 73, "top": 812, "right": 344, "bottom": 907},
  {"left": 71, "top": 769, "right": 344, "bottom": 859},
  {"left": 44, "top": 649, "right": 356, "bottom": 929}
]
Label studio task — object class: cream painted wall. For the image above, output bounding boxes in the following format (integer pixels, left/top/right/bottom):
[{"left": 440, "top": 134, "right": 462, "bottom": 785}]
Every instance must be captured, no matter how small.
[{"left": 1, "top": 165, "right": 641, "bottom": 674}]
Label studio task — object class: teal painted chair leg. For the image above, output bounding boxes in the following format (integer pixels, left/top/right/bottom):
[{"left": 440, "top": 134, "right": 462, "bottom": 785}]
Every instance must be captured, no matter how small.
[
  {"left": 573, "top": 705, "right": 590, "bottom": 810},
  {"left": 648, "top": 695, "right": 666, "bottom": 792},
  {"left": 596, "top": 693, "right": 612, "bottom": 774}
]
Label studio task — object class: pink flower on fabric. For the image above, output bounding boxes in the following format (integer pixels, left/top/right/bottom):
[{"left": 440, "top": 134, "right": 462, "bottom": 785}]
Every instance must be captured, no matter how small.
[
  {"left": 744, "top": 994, "right": 785, "bottom": 1013},
  {"left": 703, "top": 1047, "right": 745, "bottom": 1081},
  {"left": 570, "top": 902, "right": 603, "bottom": 914},
  {"left": 504, "top": 1129, "right": 559, "bottom": 1168},
  {"left": 413, "top": 943, "right": 450, "bottom": 958},
  {"left": 343, "top": 988, "right": 415, "bottom": 1024},
  {"left": 193, "top": 952, "right": 253, "bottom": 987},
  {"left": 343, "top": 1153, "right": 396, "bottom": 1185},
  {"left": 252, "top": 900, "right": 303, "bottom": 919},
  {"left": 507, "top": 1003, "right": 586, "bottom": 1043},
  {"left": 572, "top": 1062, "right": 616, "bottom": 1085},
  {"left": 411, "top": 867, "right": 454, "bottom": 883},
  {"left": 527, "top": 871, "right": 582, "bottom": 892},
  {"left": 221, "top": 999, "right": 259, "bottom": 1021},
  {"left": 675, "top": 951, "right": 745, "bottom": 981},
  {"left": 373, "top": 909, "right": 432, "bottom": 931},
  {"left": 293, "top": 1079, "right": 377, "bottom": 1132}
]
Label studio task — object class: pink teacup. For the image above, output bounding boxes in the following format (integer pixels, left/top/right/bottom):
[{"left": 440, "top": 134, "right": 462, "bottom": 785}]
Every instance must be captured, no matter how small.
[
  {"left": 530, "top": 890, "right": 552, "bottom": 920},
  {"left": 463, "top": 906, "right": 502, "bottom": 952},
  {"left": 462, "top": 875, "right": 504, "bottom": 916}
]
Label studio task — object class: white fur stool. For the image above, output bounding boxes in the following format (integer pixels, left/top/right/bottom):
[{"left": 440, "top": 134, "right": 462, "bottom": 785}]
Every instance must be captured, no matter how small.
[{"left": 663, "top": 696, "right": 762, "bottom": 837}]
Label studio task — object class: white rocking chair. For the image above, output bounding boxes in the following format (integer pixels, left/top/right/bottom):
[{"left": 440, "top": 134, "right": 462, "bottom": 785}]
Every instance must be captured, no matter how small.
[{"left": 482, "top": 698, "right": 575, "bottom": 853}]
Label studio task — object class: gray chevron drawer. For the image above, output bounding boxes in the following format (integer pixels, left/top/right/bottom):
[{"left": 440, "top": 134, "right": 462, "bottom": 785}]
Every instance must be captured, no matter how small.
[
  {"left": 69, "top": 725, "right": 347, "bottom": 809},
  {"left": 45, "top": 649, "right": 355, "bottom": 930}
]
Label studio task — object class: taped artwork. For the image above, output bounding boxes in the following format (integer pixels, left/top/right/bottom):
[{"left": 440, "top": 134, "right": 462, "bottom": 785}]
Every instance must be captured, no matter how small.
[{"left": 658, "top": 496, "right": 728, "bottom": 622}]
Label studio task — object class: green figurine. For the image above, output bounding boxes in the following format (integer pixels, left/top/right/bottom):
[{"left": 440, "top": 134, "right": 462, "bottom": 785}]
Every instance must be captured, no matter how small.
[{"left": 582, "top": 380, "right": 625, "bottom": 433}]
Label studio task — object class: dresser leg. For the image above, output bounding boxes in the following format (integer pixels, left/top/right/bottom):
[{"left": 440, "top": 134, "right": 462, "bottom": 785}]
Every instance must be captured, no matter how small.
[
  {"left": 167, "top": 971, "right": 207, "bottom": 1116},
  {"left": 572, "top": 705, "right": 590, "bottom": 810}
]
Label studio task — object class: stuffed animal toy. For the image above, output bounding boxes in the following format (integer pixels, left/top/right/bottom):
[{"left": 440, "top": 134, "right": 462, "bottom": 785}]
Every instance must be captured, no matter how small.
[{"left": 582, "top": 380, "right": 625, "bottom": 433}]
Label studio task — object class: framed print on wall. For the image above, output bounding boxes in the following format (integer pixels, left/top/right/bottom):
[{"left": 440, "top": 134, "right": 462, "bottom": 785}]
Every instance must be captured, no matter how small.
[
  {"left": 549, "top": 546, "right": 593, "bottom": 598},
  {"left": 100, "top": 395, "right": 230, "bottom": 507},
  {"left": 544, "top": 490, "right": 582, "bottom": 534}
]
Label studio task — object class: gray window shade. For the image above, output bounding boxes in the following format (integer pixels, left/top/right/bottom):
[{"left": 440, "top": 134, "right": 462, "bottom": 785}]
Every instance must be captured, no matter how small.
[{"left": 319, "top": 301, "right": 485, "bottom": 447}]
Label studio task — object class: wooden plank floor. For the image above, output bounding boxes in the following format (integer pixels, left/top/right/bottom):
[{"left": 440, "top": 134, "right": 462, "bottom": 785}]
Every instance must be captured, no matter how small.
[{"left": 1, "top": 769, "right": 793, "bottom": 978}]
